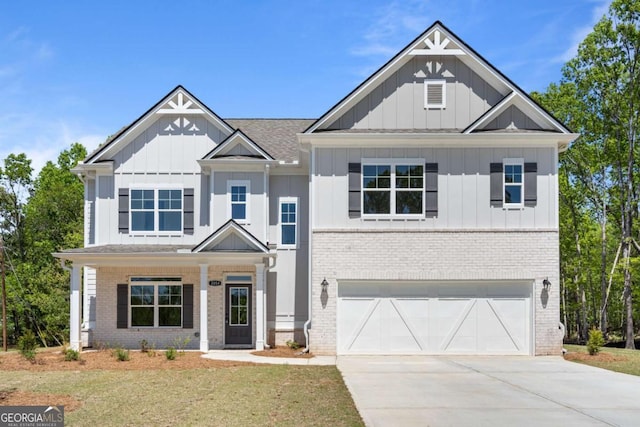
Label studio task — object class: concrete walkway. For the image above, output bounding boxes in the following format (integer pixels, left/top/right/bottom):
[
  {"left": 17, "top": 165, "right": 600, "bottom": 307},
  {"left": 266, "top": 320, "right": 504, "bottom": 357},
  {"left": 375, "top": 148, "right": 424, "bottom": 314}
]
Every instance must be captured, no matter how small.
[
  {"left": 338, "top": 355, "right": 640, "bottom": 427},
  {"left": 203, "top": 349, "right": 336, "bottom": 365}
]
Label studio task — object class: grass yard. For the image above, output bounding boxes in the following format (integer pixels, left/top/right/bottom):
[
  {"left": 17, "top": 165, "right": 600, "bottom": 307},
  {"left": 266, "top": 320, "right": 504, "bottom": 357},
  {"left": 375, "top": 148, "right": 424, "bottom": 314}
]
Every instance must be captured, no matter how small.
[
  {"left": 0, "top": 350, "right": 363, "bottom": 426},
  {"left": 564, "top": 344, "right": 640, "bottom": 377}
]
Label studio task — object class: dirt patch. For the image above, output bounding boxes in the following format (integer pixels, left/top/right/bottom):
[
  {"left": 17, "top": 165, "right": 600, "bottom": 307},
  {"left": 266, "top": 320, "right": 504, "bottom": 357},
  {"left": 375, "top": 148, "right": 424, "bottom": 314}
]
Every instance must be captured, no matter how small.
[
  {"left": 0, "top": 389, "right": 82, "bottom": 412},
  {"left": 251, "top": 346, "right": 313, "bottom": 359},
  {"left": 0, "top": 348, "right": 254, "bottom": 371},
  {"left": 564, "top": 351, "right": 629, "bottom": 363}
]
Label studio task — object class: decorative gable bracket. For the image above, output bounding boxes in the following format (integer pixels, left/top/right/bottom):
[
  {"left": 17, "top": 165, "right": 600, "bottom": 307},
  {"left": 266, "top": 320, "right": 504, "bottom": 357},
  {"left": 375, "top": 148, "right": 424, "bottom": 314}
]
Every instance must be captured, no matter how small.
[
  {"left": 409, "top": 30, "right": 465, "bottom": 56},
  {"left": 157, "top": 92, "right": 204, "bottom": 115}
]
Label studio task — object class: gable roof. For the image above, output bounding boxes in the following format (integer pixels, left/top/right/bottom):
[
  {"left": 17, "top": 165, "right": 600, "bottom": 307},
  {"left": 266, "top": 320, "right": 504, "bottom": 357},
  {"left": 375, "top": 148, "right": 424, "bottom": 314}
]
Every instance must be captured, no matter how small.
[
  {"left": 84, "top": 85, "right": 234, "bottom": 164},
  {"left": 304, "top": 20, "right": 572, "bottom": 135},
  {"left": 202, "top": 129, "right": 275, "bottom": 160},
  {"left": 192, "top": 219, "right": 269, "bottom": 253},
  {"left": 225, "top": 119, "right": 314, "bottom": 162}
]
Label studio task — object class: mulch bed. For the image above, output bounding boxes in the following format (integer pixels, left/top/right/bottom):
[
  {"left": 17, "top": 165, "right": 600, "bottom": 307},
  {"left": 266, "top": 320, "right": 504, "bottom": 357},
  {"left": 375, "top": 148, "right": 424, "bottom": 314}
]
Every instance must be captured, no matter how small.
[
  {"left": 251, "top": 346, "right": 314, "bottom": 359},
  {"left": 0, "top": 348, "right": 253, "bottom": 372},
  {"left": 564, "top": 351, "right": 628, "bottom": 363},
  {"left": 0, "top": 389, "right": 82, "bottom": 412}
]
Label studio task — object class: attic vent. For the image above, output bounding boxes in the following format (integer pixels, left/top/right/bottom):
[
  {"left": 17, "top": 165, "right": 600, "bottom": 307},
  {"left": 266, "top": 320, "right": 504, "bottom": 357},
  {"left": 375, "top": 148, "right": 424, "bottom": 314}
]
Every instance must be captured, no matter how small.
[{"left": 425, "top": 80, "right": 446, "bottom": 109}]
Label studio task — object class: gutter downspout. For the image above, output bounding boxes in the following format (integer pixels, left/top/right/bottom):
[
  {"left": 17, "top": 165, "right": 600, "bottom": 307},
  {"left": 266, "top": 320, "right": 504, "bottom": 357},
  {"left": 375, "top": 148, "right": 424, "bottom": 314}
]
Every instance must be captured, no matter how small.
[
  {"left": 263, "top": 254, "right": 277, "bottom": 349},
  {"left": 60, "top": 259, "right": 71, "bottom": 274},
  {"left": 301, "top": 145, "right": 313, "bottom": 353}
]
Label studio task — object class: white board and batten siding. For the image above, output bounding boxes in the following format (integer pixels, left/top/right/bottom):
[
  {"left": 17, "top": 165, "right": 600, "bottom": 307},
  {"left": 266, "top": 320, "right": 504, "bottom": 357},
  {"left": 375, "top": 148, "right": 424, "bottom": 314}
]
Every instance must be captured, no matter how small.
[
  {"left": 93, "top": 116, "right": 230, "bottom": 246},
  {"left": 211, "top": 171, "right": 266, "bottom": 241},
  {"left": 267, "top": 175, "right": 310, "bottom": 332},
  {"left": 337, "top": 281, "right": 532, "bottom": 355},
  {"left": 313, "top": 146, "right": 557, "bottom": 230},
  {"left": 328, "top": 56, "right": 504, "bottom": 131}
]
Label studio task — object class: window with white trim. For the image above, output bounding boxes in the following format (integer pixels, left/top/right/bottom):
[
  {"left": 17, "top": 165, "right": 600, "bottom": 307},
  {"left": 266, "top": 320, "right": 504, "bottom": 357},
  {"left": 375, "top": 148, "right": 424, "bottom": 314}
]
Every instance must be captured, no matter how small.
[
  {"left": 130, "top": 188, "right": 182, "bottom": 233},
  {"left": 228, "top": 180, "right": 250, "bottom": 223},
  {"left": 130, "top": 278, "right": 182, "bottom": 327},
  {"left": 503, "top": 158, "right": 524, "bottom": 207},
  {"left": 279, "top": 197, "right": 298, "bottom": 248},
  {"left": 425, "top": 79, "right": 446, "bottom": 108},
  {"left": 363, "top": 161, "right": 424, "bottom": 216}
]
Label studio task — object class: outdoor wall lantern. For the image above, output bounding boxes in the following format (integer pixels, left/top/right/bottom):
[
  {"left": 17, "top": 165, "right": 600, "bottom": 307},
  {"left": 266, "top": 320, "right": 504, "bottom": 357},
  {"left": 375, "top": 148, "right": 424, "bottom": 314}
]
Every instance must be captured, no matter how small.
[
  {"left": 542, "top": 278, "right": 552, "bottom": 291},
  {"left": 321, "top": 278, "right": 329, "bottom": 291}
]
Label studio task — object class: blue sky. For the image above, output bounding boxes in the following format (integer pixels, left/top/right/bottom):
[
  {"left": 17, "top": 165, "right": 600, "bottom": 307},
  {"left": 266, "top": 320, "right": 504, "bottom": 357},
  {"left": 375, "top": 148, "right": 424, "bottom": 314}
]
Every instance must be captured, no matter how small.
[{"left": 1, "top": 0, "right": 610, "bottom": 174}]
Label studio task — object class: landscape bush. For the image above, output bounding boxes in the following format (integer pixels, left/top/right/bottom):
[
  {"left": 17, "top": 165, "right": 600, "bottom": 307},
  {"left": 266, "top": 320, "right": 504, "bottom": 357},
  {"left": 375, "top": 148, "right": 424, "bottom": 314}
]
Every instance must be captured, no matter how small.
[
  {"left": 64, "top": 348, "right": 80, "bottom": 361},
  {"left": 587, "top": 328, "right": 605, "bottom": 355},
  {"left": 165, "top": 347, "right": 177, "bottom": 360},
  {"left": 17, "top": 330, "right": 38, "bottom": 361}
]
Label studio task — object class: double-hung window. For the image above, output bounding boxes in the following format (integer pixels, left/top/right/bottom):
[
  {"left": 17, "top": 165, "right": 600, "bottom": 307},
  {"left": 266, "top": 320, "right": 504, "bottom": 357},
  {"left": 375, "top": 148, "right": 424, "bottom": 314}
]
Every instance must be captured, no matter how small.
[
  {"left": 130, "top": 278, "right": 182, "bottom": 327},
  {"left": 279, "top": 197, "right": 298, "bottom": 248},
  {"left": 130, "top": 188, "right": 182, "bottom": 233},
  {"left": 228, "top": 180, "right": 250, "bottom": 223},
  {"left": 503, "top": 159, "right": 524, "bottom": 207},
  {"left": 363, "top": 160, "right": 424, "bottom": 216}
]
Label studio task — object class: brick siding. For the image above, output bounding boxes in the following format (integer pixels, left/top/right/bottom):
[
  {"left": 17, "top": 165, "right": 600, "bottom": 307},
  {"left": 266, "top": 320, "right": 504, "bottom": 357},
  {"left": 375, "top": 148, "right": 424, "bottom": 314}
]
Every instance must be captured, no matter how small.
[{"left": 310, "top": 230, "right": 562, "bottom": 356}]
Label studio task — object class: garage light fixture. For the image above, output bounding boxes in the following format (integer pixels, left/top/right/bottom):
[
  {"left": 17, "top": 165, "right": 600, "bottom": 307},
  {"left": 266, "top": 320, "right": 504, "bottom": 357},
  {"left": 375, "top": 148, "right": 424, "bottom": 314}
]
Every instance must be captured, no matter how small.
[
  {"left": 542, "top": 278, "right": 551, "bottom": 291},
  {"left": 321, "top": 278, "right": 329, "bottom": 291}
]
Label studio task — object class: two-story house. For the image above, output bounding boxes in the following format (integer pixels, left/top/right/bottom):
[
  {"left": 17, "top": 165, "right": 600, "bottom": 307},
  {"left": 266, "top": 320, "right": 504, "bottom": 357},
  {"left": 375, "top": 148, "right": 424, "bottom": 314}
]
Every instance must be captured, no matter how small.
[{"left": 55, "top": 21, "right": 576, "bottom": 356}]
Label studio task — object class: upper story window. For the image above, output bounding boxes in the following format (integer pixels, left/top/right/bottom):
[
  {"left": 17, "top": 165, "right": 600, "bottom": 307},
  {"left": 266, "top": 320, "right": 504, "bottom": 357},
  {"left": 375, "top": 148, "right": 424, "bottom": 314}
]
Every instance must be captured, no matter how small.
[
  {"left": 279, "top": 197, "right": 298, "bottom": 248},
  {"left": 228, "top": 180, "right": 250, "bottom": 223},
  {"left": 363, "top": 161, "right": 424, "bottom": 217},
  {"left": 130, "top": 188, "right": 182, "bottom": 233},
  {"left": 425, "top": 80, "right": 446, "bottom": 109},
  {"left": 503, "top": 159, "right": 524, "bottom": 207}
]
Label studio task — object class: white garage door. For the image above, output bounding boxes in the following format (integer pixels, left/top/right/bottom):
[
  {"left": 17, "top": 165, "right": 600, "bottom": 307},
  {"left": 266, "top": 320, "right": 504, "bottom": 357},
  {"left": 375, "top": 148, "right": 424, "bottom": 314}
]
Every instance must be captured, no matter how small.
[{"left": 337, "top": 282, "right": 531, "bottom": 355}]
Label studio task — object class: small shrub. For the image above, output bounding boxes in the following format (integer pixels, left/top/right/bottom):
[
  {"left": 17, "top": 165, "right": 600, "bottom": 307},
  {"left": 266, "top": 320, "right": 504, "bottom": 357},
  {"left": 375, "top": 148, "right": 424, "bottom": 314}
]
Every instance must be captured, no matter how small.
[
  {"left": 17, "top": 330, "right": 38, "bottom": 362},
  {"left": 64, "top": 348, "right": 80, "bottom": 361},
  {"left": 114, "top": 347, "right": 130, "bottom": 361},
  {"left": 172, "top": 336, "right": 191, "bottom": 353},
  {"left": 165, "top": 347, "right": 177, "bottom": 360},
  {"left": 146, "top": 342, "right": 157, "bottom": 357},
  {"left": 140, "top": 339, "right": 149, "bottom": 353},
  {"left": 587, "top": 328, "right": 605, "bottom": 355},
  {"left": 286, "top": 340, "right": 300, "bottom": 350}
]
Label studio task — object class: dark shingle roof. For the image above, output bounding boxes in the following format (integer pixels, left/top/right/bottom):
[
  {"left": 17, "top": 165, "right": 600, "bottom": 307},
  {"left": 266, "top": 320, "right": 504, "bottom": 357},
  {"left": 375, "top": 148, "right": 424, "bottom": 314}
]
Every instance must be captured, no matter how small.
[
  {"left": 317, "top": 128, "right": 464, "bottom": 134},
  {"left": 85, "top": 118, "right": 313, "bottom": 164},
  {"left": 225, "top": 119, "right": 314, "bottom": 162}
]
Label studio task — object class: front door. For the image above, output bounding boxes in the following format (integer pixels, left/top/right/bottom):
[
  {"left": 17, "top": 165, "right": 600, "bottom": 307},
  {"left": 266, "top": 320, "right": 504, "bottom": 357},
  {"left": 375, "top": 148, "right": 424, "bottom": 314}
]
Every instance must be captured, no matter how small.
[{"left": 225, "top": 285, "right": 252, "bottom": 345}]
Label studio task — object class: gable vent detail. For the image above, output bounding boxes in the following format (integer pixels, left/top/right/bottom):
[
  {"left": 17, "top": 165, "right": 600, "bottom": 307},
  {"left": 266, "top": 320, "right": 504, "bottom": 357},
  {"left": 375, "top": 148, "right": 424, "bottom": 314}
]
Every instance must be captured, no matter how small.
[{"left": 425, "top": 80, "right": 446, "bottom": 109}]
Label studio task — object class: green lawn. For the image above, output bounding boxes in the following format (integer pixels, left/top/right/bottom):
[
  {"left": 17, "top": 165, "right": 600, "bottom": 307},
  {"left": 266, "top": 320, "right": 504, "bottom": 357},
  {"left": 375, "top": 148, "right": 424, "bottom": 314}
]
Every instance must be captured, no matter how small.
[
  {"left": 564, "top": 344, "right": 640, "bottom": 376},
  {"left": 1, "top": 365, "right": 364, "bottom": 426}
]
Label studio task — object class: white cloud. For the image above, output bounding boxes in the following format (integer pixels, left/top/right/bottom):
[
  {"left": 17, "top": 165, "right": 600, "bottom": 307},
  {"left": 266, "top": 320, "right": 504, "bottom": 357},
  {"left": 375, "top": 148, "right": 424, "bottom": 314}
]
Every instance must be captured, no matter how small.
[
  {"left": 0, "top": 113, "right": 107, "bottom": 177},
  {"left": 557, "top": 0, "right": 611, "bottom": 63},
  {"left": 349, "top": 0, "right": 434, "bottom": 59}
]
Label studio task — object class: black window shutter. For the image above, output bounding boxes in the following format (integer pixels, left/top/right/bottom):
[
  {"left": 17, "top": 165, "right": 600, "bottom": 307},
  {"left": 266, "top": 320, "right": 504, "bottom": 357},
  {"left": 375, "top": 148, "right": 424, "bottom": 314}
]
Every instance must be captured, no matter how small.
[
  {"left": 425, "top": 163, "right": 438, "bottom": 218},
  {"left": 348, "top": 163, "right": 361, "bottom": 218},
  {"left": 118, "top": 189, "right": 129, "bottom": 233},
  {"left": 524, "top": 163, "right": 538, "bottom": 207},
  {"left": 116, "top": 284, "right": 128, "bottom": 329},
  {"left": 183, "top": 188, "right": 194, "bottom": 235},
  {"left": 490, "top": 163, "right": 503, "bottom": 208},
  {"left": 183, "top": 284, "right": 194, "bottom": 329}
]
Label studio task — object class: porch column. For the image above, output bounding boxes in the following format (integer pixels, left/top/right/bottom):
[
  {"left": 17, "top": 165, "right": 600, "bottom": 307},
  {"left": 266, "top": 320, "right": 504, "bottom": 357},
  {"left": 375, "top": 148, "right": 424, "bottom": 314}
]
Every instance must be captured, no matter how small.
[
  {"left": 70, "top": 264, "right": 82, "bottom": 351},
  {"left": 255, "top": 263, "right": 265, "bottom": 350},
  {"left": 199, "top": 264, "right": 209, "bottom": 352}
]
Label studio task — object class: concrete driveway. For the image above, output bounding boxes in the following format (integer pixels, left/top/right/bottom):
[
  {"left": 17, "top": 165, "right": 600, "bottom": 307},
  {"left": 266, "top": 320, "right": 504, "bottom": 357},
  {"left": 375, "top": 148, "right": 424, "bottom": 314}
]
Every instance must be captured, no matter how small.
[{"left": 338, "top": 355, "right": 640, "bottom": 427}]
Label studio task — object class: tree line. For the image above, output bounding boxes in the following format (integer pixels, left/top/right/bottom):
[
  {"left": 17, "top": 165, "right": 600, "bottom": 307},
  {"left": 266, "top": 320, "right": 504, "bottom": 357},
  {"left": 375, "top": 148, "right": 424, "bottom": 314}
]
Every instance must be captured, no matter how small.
[
  {"left": 1, "top": 0, "right": 639, "bottom": 349},
  {"left": 0, "top": 144, "right": 85, "bottom": 346},
  {"left": 532, "top": 0, "right": 640, "bottom": 348}
]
